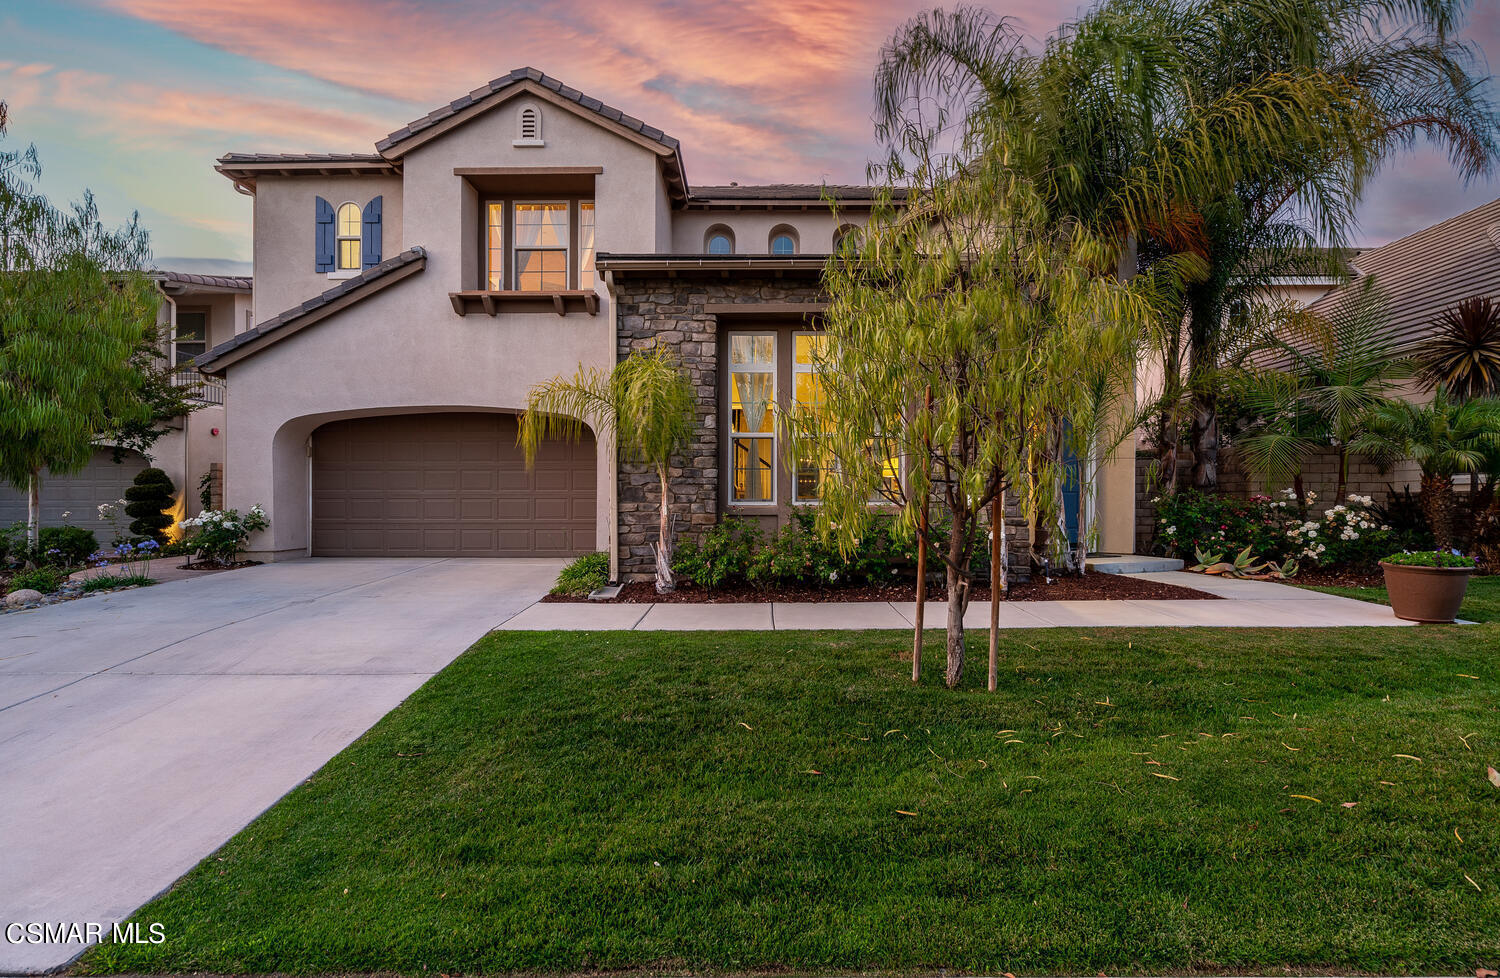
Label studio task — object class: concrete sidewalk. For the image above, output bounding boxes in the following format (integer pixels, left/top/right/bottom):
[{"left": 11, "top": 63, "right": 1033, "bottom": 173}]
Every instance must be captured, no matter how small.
[{"left": 496, "top": 571, "right": 1416, "bottom": 630}]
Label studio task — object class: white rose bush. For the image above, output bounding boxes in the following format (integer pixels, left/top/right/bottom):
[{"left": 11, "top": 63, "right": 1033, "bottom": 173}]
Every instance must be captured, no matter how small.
[{"left": 178, "top": 504, "right": 268, "bottom": 566}]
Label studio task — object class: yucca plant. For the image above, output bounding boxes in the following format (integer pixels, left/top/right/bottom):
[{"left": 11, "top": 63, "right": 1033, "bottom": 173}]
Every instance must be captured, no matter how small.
[
  {"left": 1352, "top": 388, "right": 1500, "bottom": 550},
  {"left": 1413, "top": 296, "right": 1500, "bottom": 401},
  {"left": 519, "top": 347, "right": 695, "bottom": 593}
]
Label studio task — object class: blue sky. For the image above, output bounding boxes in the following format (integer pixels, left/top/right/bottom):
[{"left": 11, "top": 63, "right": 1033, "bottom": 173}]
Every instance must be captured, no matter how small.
[{"left": 2, "top": 0, "right": 1496, "bottom": 271}]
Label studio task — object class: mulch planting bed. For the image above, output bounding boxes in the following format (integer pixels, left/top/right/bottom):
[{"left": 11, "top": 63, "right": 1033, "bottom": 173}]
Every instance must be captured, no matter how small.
[
  {"left": 544, "top": 571, "right": 1220, "bottom": 604},
  {"left": 1291, "top": 568, "right": 1387, "bottom": 589}
]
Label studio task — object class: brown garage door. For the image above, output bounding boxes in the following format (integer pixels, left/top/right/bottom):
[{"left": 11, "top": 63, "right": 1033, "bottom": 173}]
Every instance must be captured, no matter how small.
[{"left": 310, "top": 413, "right": 595, "bottom": 557}]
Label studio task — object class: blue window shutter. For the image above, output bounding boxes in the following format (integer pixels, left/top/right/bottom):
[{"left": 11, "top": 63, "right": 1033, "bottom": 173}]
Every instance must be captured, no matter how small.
[
  {"left": 314, "top": 196, "right": 334, "bottom": 272},
  {"left": 361, "top": 196, "right": 383, "bottom": 269}
]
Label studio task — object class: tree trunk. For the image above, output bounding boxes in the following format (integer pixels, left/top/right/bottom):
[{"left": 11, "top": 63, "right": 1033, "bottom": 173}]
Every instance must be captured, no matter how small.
[
  {"left": 913, "top": 500, "right": 928, "bottom": 684},
  {"left": 1190, "top": 397, "right": 1218, "bottom": 489},
  {"left": 26, "top": 469, "right": 41, "bottom": 550},
  {"left": 988, "top": 492, "right": 1001, "bottom": 693},
  {"left": 654, "top": 466, "right": 674, "bottom": 593},
  {"left": 1336, "top": 446, "right": 1349, "bottom": 503},
  {"left": 1420, "top": 472, "right": 1455, "bottom": 552},
  {"left": 944, "top": 518, "right": 969, "bottom": 689},
  {"left": 1293, "top": 472, "right": 1307, "bottom": 515}
]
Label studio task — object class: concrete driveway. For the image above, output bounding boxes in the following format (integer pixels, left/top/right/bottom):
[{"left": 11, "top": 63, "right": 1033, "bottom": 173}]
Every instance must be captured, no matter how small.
[{"left": 0, "top": 557, "right": 560, "bottom": 975}]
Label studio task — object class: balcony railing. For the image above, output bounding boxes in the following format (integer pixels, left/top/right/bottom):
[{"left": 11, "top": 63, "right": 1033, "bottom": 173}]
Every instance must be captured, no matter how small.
[{"left": 170, "top": 364, "right": 225, "bottom": 406}]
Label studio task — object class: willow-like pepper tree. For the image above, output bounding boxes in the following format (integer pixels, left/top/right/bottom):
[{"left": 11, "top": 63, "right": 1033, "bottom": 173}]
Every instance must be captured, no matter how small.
[
  {"left": 1, "top": 108, "right": 160, "bottom": 547},
  {"left": 790, "top": 144, "right": 1155, "bottom": 688}
]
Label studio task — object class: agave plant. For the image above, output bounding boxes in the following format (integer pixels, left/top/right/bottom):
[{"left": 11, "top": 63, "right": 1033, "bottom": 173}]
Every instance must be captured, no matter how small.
[
  {"left": 1191, "top": 545, "right": 1299, "bottom": 580},
  {"left": 1413, "top": 296, "right": 1500, "bottom": 401}
]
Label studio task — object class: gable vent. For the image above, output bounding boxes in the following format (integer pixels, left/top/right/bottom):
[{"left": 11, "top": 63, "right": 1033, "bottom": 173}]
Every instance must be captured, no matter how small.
[{"left": 514, "top": 104, "right": 543, "bottom": 147}]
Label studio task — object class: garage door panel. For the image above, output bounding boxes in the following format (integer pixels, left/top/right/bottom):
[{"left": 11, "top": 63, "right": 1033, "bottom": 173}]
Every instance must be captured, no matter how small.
[
  {"left": 312, "top": 413, "right": 594, "bottom": 557},
  {"left": 0, "top": 448, "right": 150, "bottom": 540}
]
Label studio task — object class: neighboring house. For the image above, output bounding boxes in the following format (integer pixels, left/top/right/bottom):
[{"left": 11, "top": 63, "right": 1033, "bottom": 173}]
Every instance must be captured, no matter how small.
[
  {"left": 194, "top": 68, "right": 1140, "bottom": 579},
  {"left": 0, "top": 271, "right": 249, "bottom": 542}
]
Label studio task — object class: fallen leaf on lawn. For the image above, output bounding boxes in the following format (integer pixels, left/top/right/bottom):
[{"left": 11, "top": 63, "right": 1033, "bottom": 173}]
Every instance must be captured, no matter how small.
[
  {"left": 1095, "top": 698, "right": 1114, "bottom": 707},
  {"left": 1004, "top": 973, "right": 1017, "bottom": 978},
  {"left": 895, "top": 809, "right": 918, "bottom": 817},
  {"left": 1341, "top": 802, "right": 1358, "bottom": 808},
  {"left": 1151, "top": 772, "right": 1181, "bottom": 781},
  {"left": 1146, "top": 759, "right": 1163, "bottom": 766},
  {"left": 977, "top": 759, "right": 989, "bottom": 768},
  {"left": 1282, "top": 742, "right": 1301, "bottom": 751},
  {"left": 996, "top": 729, "right": 1016, "bottom": 735},
  {"left": 1458, "top": 733, "right": 1473, "bottom": 750},
  {"left": 1393, "top": 753, "right": 1422, "bottom": 761},
  {"left": 803, "top": 769, "right": 822, "bottom": 776},
  {"left": 738, "top": 722, "right": 753, "bottom": 731},
  {"left": 1457, "top": 674, "right": 1479, "bottom": 679},
  {"left": 1289, "top": 794, "right": 1322, "bottom": 803},
  {"left": 1475, "top": 968, "right": 1496, "bottom": 978},
  {"left": 1455, "top": 827, "right": 1464, "bottom": 842},
  {"left": 1005, "top": 739, "right": 1024, "bottom": 745},
  {"left": 1488, "top": 766, "right": 1500, "bottom": 788},
  {"left": 884, "top": 729, "right": 901, "bottom": 737},
  {"left": 1130, "top": 751, "right": 1152, "bottom": 755},
  {"left": 1379, "top": 780, "right": 1396, "bottom": 786},
  {"left": 1464, "top": 874, "right": 1481, "bottom": 892}
]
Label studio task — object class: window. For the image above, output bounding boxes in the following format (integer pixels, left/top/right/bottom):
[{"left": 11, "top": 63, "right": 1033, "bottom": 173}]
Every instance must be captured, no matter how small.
[
  {"left": 515, "top": 103, "right": 543, "bottom": 146},
  {"left": 173, "top": 310, "right": 208, "bottom": 366},
  {"left": 792, "top": 332, "right": 830, "bottom": 501},
  {"left": 833, "top": 224, "right": 860, "bottom": 255},
  {"left": 728, "top": 332, "right": 776, "bottom": 504},
  {"left": 579, "top": 201, "right": 596, "bottom": 288},
  {"left": 513, "top": 202, "right": 569, "bottom": 291},
  {"left": 486, "top": 203, "right": 505, "bottom": 289},
  {"left": 705, "top": 225, "right": 734, "bottom": 255},
  {"left": 769, "top": 225, "right": 798, "bottom": 255},
  {"left": 335, "top": 202, "right": 361, "bottom": 271}
]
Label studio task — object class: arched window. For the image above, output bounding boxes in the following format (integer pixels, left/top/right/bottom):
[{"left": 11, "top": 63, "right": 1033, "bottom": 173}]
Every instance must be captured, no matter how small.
[
  {"left": 515, "top": 103, "right": 543, "bottom": 146},
  {"left": 833, "top": 224, "right": 860, "bottom": 255},
  {"left": 769, "top": 225, "right": 798, "bottom": 255},
  {"left": 705, "top": 225, "right": 735, "bottom": 255},
  {"left": 336, "top": 202, "right": 361, "bottom": 270}
]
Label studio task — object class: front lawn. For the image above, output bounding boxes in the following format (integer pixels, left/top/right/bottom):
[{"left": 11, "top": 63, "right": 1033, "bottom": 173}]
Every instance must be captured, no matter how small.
[
  {"left": 82, "top": 626, "right": 1499, "bottom": 976},
  {"left": 1300, "top": 573, "right": 1500, "bottom": 622}
]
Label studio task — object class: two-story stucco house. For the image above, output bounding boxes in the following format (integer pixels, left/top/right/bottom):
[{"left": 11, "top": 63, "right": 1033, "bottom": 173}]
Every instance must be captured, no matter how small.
[{"left": 195, "top": 68, "right": 1140, "bottom": 579}]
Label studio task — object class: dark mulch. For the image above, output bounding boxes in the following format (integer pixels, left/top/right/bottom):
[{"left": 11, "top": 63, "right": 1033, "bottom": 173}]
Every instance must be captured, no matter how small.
[
  {"left": 176, "top": 559, "right": 261, "bottom": 571},
  {"left": 1291, "top": 567, "right": 1386, "bottom": 590},
  {"left": 544, "top": 571, "right": 1219, "bottom": 604}
]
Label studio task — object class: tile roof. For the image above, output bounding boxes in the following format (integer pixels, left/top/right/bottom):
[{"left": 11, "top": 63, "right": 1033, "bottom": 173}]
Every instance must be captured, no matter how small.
[
  {"left": 689, "top": 184, "right": 898, "bottom": 201},
  {"left": 218, "top": 153, "right": 389, "bottom": 165},
  {"left": 151, "top": 270, "right": 253, "bottom": 292},
  {"left": 1306, "top": 196, "right": 1500, "bottom": 351},
  {"left": 196, "top": 248, "right": 426, "bottom": 374},
  {"left": 376, "top": 67, "right": 680, "bottom": 155}
]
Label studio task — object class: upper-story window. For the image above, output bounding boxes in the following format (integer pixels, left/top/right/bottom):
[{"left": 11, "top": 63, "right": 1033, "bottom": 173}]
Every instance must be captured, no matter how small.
[
  {"left": 514, "top": 202, "right": 569, "bottom": 291},
  {"left": 514, "top": 103, "right": 544, "bottom": 146},
  {"left": 833, "top": 224, "right": 860, "bottom": 255},
  {"left": 315, "top": 196, "right": 381, "bottom": 275},
  {"left": 769, "top": 225, "right": 799, "bottom": 255},
  {"left": 173, "top": 310, "right": 209, "bottom": 366},
  {"left": 579, "top": 202, "right": 596, "bottom": 288},
  {"left": 336, "top": 203, "right": 361, "bottom": 270},
  {"left": 705, "top": 225, "right": 734, "bottom": 255}
]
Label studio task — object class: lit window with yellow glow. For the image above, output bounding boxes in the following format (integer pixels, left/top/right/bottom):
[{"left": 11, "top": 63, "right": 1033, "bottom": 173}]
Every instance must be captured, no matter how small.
[
  {"left": 728, "top": 332, "right": 775, "bottom": 504},
  {"left": 486, "top": 203, "right": 505, "bottom": 289},
  {"left": 514, "top": 202, "right": 569, "bottom": 291},
  {"left": 336, "top": 203, "right": 361, "bottom": 270}
]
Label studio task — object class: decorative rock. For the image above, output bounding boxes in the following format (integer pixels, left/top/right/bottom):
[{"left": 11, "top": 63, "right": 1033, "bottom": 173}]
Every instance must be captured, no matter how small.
[{"left": 4, "top": 588, "right": 44, "bottom": 608}]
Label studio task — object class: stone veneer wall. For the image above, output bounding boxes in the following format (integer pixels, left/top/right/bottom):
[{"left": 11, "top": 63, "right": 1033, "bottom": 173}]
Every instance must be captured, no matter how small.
[{"left": 613, "top": 276, "right": 826, "bottom": 580}]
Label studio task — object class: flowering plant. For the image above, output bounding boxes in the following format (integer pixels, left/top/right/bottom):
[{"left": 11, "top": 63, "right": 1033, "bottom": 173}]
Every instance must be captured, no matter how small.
[
  {"left": 88, "top": 539, "right": 160, "bottom": 578},
  {"left": 178, "top": 505, "right": 268, "bottom": 566}
]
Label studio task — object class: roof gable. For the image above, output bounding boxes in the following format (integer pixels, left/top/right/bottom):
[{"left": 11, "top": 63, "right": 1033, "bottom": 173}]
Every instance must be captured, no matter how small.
[{"left": 375, "top": 68, "right": 688, "bottom": 204}]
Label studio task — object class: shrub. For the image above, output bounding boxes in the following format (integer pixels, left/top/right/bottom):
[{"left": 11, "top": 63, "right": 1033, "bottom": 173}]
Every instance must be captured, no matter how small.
[
  {"left": 124, "top": 468, "right": 176, "bottom": 543},
  {"left": 749, "top": 512, "right": 849, "bottom": 588},
  {"left": 179, "top": 505, "right": 268, "bottom": 565},
  {"left": 1281, "top": 494, "right": 1406, "bottom": 569},
  {"left": 674, "top": 519, "right": 761, "bottom": 590},
  {"left": 9, "top": 566, "right": 63, "bottom": 594},
  {"left": 1381, "top": 550, "right": 1476, "bottom": 568},
  {"left": 551, "top": 552, "right": 609, "bottom": 596},
  {"left": 0, "top": 522, "right": 24, "bottom": 567},
  {"left": 1154, "top": 490, "right": 1292, "bottom": 563},
  {"left": 39, "top": 525, "right": 98, "bottom": 567}
]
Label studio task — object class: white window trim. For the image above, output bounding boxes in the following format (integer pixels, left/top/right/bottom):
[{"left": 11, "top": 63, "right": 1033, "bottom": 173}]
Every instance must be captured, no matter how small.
[
  {"left": 334, "top": 201, "right": 361, "bottom": 273},
  {"left": 727, "top": 331, "right": 777, "bottom": 506},
  {"left": 512, "top": 200, "right": 570, "bottom": 292},
  {"left": 578, "top": 200, "right": 596, "bottom": 290},
  {"left": 172, "top": 310, "right": 210, "bottom": 368}
]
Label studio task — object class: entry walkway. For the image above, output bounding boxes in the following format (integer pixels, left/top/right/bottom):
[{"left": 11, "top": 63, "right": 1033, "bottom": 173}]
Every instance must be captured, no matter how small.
[{"left": 496, "top": 571, "right": 1415, "bottom": 630}]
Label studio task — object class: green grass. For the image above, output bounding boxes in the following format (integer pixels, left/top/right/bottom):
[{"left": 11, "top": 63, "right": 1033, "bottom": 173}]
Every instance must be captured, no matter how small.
[
  {"left": 81, "top": 626, "right": 1500, "bottom": 976},
  {"left": 1300, "top": 573, "right": 1500, "bottom": 622}
]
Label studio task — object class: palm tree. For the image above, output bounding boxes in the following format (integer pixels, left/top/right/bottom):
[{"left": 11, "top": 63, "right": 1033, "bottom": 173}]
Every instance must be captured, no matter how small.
[
  {"left": 519, "top": 347, "right": 695, "bottom": 593},
  {"left": 1413, "top": 295, "right": 1500, "bottom": 401},
  {"left": 1352, "top": 388, "right": 1500, "bottom": 550}
]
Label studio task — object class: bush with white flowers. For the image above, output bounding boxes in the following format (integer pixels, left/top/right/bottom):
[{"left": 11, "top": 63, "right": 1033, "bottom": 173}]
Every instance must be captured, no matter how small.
[{"left": 178, "top": 504, "right": 268, "bottom": 566}]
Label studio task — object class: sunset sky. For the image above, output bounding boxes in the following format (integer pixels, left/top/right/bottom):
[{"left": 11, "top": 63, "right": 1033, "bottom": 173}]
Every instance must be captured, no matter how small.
[{"left": 2, "top": 0, "right": 1496, "bottom": 271}]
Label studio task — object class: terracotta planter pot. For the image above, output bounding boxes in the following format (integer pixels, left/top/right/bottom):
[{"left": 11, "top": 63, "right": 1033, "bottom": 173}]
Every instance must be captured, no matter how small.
[{"left": 1379, "top": 561, "right": 1473, "bottom": 623}]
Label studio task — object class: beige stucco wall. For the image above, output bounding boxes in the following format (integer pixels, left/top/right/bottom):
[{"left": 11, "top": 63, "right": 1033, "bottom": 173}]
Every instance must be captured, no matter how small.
[
  {"left": 252, "top": 174, "right": 404, "bottom": 320},
  {"left": 670, "top": 210, "right": 864, "bottom": 254},
  {"left": 223, "top": 96, "right": 671, "bottom": 558}
]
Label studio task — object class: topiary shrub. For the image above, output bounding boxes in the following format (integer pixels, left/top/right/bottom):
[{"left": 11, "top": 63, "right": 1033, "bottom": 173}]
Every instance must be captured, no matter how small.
[
  {"left": 38, "top": 526, "right": 98, "bottom": 567},
  {"left": 124, "top": 468, "right": 176, "bottom": 543}
]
